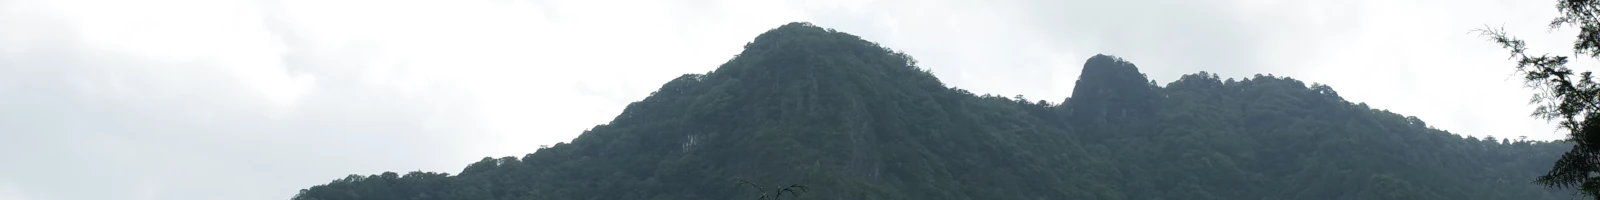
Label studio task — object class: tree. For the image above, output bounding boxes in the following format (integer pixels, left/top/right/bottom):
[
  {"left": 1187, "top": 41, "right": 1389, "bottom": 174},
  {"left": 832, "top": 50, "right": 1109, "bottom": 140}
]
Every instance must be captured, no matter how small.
[
  {"left": 1478, "top": 0, "right": 1600, "bottom": 198},
  {"left": 736, "top": 179, "right": 809, "bottom": 200}
]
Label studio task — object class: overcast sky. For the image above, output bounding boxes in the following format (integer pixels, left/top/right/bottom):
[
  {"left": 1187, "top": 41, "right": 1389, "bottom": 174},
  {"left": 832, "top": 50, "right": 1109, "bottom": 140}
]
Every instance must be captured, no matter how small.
[{"left": 0, "top": 0, "right": 1587, "bottom": 199}]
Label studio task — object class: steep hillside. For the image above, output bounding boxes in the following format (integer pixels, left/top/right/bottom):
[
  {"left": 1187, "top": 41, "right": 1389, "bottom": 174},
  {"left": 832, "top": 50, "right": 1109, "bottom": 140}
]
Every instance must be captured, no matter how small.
[{"left": 291, "top": 22, "right": 1578, "bottom": 200}]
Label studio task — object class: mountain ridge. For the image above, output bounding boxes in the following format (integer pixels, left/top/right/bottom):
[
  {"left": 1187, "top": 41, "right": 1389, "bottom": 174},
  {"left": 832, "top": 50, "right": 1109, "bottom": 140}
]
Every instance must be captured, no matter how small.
[{"left": 291, "top": 22, "right": 1579, "bottom": 200}]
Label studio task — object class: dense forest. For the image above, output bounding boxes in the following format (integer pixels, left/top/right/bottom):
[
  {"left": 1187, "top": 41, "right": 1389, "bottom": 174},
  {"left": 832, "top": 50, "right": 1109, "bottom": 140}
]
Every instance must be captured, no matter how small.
[{"left": 291, "top": 22, "right": 1581, "bottom": 200}]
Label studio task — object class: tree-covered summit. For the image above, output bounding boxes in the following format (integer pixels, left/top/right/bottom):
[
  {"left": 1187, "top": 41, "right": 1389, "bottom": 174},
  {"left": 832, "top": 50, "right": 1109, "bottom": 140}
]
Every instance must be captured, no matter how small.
[
  {"left": 1068, "top": 54, "right": 1161, "bottom": 126},
  {"left": 291, "top": 22, "right": 1579, "bottom": 200}
]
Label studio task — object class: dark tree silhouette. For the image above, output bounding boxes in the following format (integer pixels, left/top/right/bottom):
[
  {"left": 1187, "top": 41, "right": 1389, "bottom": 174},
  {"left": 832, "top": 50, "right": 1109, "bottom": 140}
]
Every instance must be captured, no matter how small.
[
  {"left": 1478, "top": 0, "right": 1600, "bottom": 198},
  {"left": 736, "top": 179, "right": 809, "bottom": 200}
]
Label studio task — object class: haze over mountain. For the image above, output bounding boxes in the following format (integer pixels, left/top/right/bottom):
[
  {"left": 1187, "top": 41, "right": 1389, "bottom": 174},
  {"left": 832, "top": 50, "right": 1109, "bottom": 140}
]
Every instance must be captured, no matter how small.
[{"left": 289, "top": 22, "right": 1579, "bottom": 200}]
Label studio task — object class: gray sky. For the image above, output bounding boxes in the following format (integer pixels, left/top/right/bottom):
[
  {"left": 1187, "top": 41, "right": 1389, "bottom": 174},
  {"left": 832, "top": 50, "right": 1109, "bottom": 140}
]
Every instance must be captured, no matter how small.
[{"left": 0, "top": 0, "right": 1584, "bottom": 199}]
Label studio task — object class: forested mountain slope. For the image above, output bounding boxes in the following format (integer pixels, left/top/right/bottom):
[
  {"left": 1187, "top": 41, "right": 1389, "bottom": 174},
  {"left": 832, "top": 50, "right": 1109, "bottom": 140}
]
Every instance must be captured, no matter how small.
[{"left": 291, "top": 22, "right": 1579, "bottom": 200}]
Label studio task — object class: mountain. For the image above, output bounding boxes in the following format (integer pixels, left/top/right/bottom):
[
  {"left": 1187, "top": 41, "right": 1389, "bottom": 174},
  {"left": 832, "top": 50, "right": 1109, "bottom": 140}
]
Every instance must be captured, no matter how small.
[{"left": 290, "top": 22, "right": 1579, "bottom": 200}]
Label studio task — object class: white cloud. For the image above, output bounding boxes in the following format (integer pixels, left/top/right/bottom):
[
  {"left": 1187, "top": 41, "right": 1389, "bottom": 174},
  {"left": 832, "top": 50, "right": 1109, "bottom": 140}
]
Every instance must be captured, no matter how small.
[
  {"left": 0, "top": 182, "right": 27, "bottom": 200},
  {"left": 0, "top": 0, "right": 1583, "bottom": 199}
]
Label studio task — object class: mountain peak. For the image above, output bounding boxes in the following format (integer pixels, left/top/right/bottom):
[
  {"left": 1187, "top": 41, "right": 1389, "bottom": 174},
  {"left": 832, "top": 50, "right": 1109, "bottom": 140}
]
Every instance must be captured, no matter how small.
[
  {"left": 1067, "top": 54, "right": 1159, "bottom": 124},
  {"left": 709, "top": 22, "right": 943, "bottom": 94},
  {"left": 292, "top": 23, "right": 1578, "bottom": 200}
]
